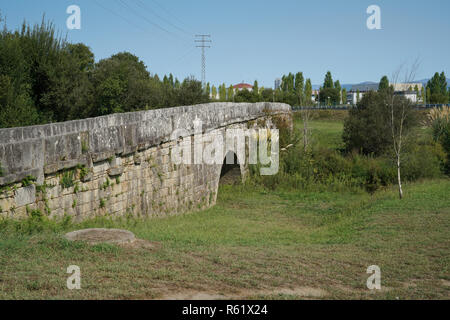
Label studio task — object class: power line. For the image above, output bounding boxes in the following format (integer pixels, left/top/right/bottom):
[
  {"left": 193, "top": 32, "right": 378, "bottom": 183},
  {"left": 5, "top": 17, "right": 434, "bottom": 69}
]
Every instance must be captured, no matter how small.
[
  {"left": 92, "top": 0, "right": 148, "bottom": 33},
  {"left": 149, "top": 0, "right": 193, "bottom": 33},
  {"left": 133, "top": 0, "right": 191, "bottom": 37},
  {"left": 195, "top": 34, "right": 211, "bottom": 87},
  {"left": 115, "top": 0, "right": 183, "bottom": 41}
]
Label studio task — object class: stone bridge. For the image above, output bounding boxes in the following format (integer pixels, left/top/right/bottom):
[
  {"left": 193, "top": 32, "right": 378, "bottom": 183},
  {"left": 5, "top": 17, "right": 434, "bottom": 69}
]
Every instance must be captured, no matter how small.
[{"left": 0, "top": 102, "right": 291, "bottom": 221}]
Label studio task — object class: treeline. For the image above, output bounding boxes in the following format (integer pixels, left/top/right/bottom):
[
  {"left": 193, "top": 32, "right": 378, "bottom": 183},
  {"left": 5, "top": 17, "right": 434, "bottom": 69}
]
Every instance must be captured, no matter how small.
[
  {"left": 208, "top": 72, "right": 315, "bottom": 105},
  {"left": 0, "top": 19, "right": 208, "bottom": 128},
  {"left": 208, "top": 71, "right": 345, "bottom": 106}
]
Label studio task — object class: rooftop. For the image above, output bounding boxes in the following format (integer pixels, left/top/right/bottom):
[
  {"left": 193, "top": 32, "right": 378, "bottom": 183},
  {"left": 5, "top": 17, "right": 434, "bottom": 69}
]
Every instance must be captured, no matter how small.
[{"left": 233, "top": 83, "right": 253, "bottom": 89}]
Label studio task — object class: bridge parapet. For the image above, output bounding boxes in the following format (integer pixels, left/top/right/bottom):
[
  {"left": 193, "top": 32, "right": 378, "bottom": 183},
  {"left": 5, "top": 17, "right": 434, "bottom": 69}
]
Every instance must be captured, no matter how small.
[{"left": 0, "top": 102, "right": 290, "bottom": 186}]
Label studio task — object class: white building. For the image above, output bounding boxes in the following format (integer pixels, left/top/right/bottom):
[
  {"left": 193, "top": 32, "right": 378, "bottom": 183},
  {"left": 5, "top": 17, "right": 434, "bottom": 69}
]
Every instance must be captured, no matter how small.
[
  {"left": 274, "top": 78, "right": 281, "bottom": 90},
  {"left": 395, "top": 91, "right": 419, "bottom": 103},
  {"left": 346, "top": 83, "right": 378, "bottom": 104},
  {"left": 346, "top": 91, "right": 365, "bottom": 105},
  {"left": 346, "top": 82, "right": 423, "bottom": 105},
  {"left": 392, "top": 83, "right": 423, "bottom": 103}
]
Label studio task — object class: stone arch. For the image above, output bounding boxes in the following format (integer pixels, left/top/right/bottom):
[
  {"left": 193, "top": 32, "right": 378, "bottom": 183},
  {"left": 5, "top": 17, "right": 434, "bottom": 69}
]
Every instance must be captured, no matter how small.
[{"left": 219, "top": 151, "right": 242, "bottom": 185}]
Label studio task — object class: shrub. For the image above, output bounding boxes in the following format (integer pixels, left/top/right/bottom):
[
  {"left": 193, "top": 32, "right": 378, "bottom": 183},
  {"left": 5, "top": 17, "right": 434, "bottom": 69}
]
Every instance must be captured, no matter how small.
[
  {"left": 21, "top": 175, "right": 36, "bottom": 187},
  {"left": 428, "top": 107, "right": 450, "bottom": 174},
  {"left": 402, "top": 138, "right": 446, "bottom": 180},
  {"left": 343, "top": 91, "right": 417, "bottom": 156},
  {"left": 60, "top": 170, "right": 75, "bottom": 189}
]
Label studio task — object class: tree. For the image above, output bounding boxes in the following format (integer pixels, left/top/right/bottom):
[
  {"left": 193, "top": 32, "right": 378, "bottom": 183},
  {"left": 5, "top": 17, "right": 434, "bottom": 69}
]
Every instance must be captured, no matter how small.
[
  {"left": 427, "top": 72, "right": 448, "bottom": 104},
  {"left": 234, "top": 89, "right": 253, "bottom": 102},
  {"left": 227, "top": 85, "right": 234, "bottom": 101},
  {"left": 386, "top": 62, "right": 420, "bottom": 199},
  {"left": 414, "top": 85, "right": 420, "bottom": 103},
  {"left": 343, "top": 89, "right": 416, "bottom": 158},
  {"left": 211, "top": 85, "right": 217, "bottom": 100},
  {"left": 281, "top": 73, "right": 294, "bottom": 92},
  {"left": 294, "top": 72, "right": 304, "bottom": 105},
  {"left": 439, "top": 72, "right": 447, "bottom": 94},
  {"left": 253, "top": 80, "right": 260, "bottom": 102},
  {"left": 176, "top": 76, "right": 209, "bottom": 106},
  {"left": 304, "top": 79, "right": 312, "bottom": 105},
  {"left": 334, "top": 80, "right": 341, "bottom": 103},
  {"left": 92, "top": 52, "right": 153, "bottom": 115},
  {"left": 0, "top": 75, "right": 39, "bottom": 128},
  {"left": 343, "top": 91, "right": 392, "bottom": 155},
  {"left": 319, "top": 72, "right": 339, "bottom": 105},
  {"left": 0, "top": 18, "right": 97, "bottom": 124},
  {"left": 261, "top": 88, "right": 274, "bottom": 102},
  {"left": 319, "top": 87, "right": 340, "bottom": 105},
  {"left": 66, "top": 43, "right": 94, "bottom": 72},
  {"left": 323, "top": 71, "right": 334, "bottom": 89},
  {"left": 0, "top": 20, "right": 39, "bottom": 127},
  {"left": 0, "top": 16, "right": 212, "bottom": 127},
  {"left": 379, "top": 75, "right": 390, "bottom": 91},
  {"left": 219, "top": 84, "right": 227, "bottom": 101},
  {"left": 421, "top": 87, "right": 425, "bottom": 104},
  {"left": 52, "top": 43, "right": 95, "bottom": 120},
  {"left": 342, "top": 88, "right": 347, "bottom": 105}
]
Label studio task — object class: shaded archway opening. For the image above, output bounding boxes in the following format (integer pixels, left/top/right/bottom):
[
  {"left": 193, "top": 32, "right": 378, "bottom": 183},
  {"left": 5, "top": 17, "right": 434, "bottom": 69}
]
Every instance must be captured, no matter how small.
[{"left": 219, "top": 151, "right": 241, "bottom": 185}]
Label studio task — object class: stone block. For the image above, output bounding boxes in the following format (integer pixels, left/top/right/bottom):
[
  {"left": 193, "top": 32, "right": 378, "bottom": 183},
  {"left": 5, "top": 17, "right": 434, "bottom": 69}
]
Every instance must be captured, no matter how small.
[{"left": 14, "top": 185, "right": 36, "bottom": 207}]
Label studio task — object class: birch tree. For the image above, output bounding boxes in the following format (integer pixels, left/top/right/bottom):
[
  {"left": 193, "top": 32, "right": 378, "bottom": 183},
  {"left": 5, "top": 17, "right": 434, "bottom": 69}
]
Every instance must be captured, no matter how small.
[{"left": 385, "top": 60, "right": 420, "bottom": 199}]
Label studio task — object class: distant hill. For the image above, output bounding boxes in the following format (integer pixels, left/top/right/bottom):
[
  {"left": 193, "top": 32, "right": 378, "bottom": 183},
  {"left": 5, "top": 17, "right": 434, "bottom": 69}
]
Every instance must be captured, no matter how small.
[
  {"left": 312, "top": 81, "right": 376, "bottom": 91},
  {"left": 416, "top": 78, "right": 450, "bottom": 88}
]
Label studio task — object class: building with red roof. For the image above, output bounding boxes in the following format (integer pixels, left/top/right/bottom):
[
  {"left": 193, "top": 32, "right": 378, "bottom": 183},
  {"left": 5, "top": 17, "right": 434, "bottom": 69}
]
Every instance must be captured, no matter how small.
[{"left": 232, "top": 83, "right": 253, "bottom": 92}]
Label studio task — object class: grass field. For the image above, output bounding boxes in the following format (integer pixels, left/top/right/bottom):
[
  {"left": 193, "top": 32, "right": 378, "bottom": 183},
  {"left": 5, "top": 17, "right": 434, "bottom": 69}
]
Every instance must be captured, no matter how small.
[{"left": 0, "top": 113, "right": 449, "bottom": 300}]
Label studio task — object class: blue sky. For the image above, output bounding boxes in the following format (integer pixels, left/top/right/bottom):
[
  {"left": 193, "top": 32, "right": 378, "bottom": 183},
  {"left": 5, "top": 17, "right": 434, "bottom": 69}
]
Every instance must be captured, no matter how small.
[{"left": 1, "top": 0, "right": 449, "bottom": 88}]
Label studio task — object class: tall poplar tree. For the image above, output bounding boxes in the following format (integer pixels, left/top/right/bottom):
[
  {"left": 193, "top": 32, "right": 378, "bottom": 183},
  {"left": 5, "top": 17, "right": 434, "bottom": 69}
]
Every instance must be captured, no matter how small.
[{"left": 294, "top": 72, "right": 304, "bottom": 105}]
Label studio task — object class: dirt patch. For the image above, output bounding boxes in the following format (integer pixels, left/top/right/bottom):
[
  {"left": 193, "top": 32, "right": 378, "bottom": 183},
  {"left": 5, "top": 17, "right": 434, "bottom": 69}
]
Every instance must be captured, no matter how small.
[
  {"left": 160, "top": 286, "right": 328, "bottom": 300},
  {"left": 161, "top": 292, "right": 229, "bottom": 300},
  {"left": 269, "top": 287, "right": 327, "bottom": 298},
  {"left": 440, "top": 279, "right": 450, "bottom": 287}
]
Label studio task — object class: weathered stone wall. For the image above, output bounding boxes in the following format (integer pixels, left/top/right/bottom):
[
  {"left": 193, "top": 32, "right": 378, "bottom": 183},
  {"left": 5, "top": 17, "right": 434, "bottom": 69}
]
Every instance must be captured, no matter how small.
[{"left": 0, "top": 102, "right": 291, "bottom": 221}]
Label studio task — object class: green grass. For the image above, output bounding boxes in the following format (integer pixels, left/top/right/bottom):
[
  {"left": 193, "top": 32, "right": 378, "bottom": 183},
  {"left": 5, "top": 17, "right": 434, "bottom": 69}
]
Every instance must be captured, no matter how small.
[
  {"left": 294, "top": 109, "right": 347, "bottom": 150},
  {"left": 0, "top": 111, "right": 448, "bottom": 300},
  {"left": 0, "top": 179, "right": 448, "bottom": 299}
]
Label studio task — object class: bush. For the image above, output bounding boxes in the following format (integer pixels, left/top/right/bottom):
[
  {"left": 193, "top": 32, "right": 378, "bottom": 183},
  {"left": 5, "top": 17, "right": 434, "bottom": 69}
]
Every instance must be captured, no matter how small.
[
  {"left": 343, "top": 91, "right": 417, "bottom": 156},
  {"left": 250, "top": 139, "right": 444, "bottom": 194},
  {"left": 0, "top": 209, "right": 72, "bottom": 236},
  {"left": 60, "top": 170, "right": 75, "bottom": 189},
  {"left": 429, "top": 107, "right": 450, "bottom": 174}
]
